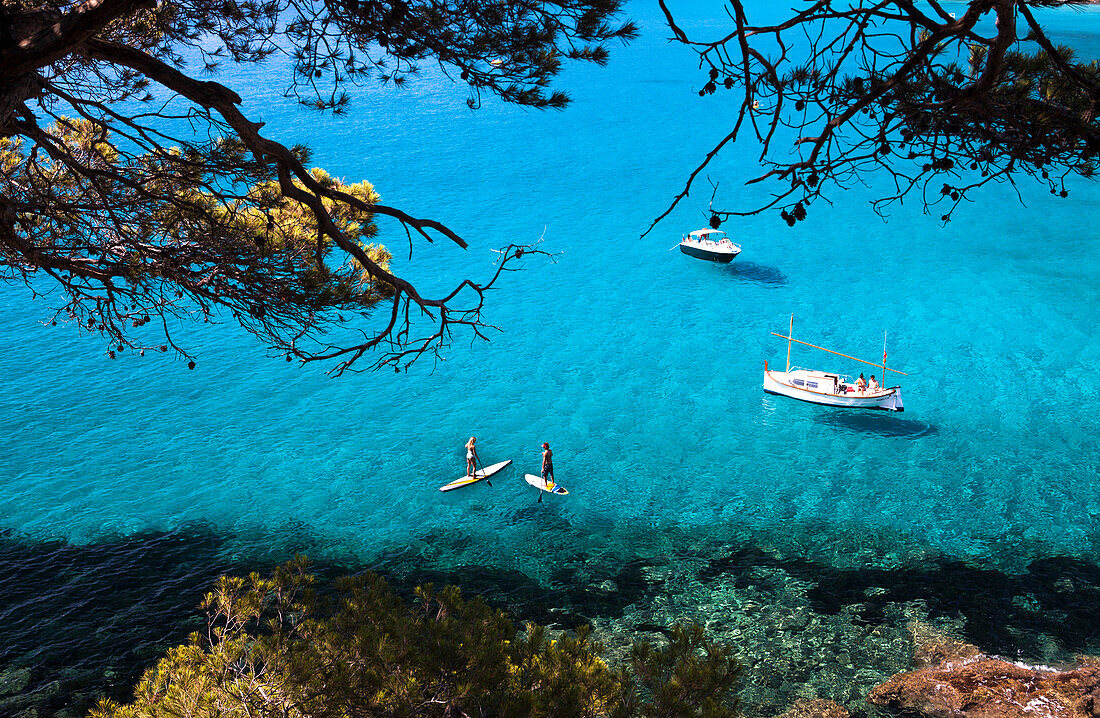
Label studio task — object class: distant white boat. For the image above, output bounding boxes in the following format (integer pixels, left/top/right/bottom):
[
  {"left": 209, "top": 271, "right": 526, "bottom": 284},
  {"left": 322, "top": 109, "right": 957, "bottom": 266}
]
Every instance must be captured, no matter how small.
[
  {"left": 679, "top": 228, "right": 741, "bottom": 263},
  {"left": 763, "top": 315, "right": 906, "bottom": 412}
]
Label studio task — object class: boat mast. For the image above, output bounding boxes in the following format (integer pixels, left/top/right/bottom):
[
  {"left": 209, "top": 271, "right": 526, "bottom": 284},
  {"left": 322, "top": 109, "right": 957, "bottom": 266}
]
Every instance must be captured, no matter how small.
[
  {"left": 785, "top": 313, "right": 793, "bottom": 373},
  {"left": 882, "top": 331, "right": 888, "bottom": 385},
  {"left": 769, "top": 333, "right": 909, "bottom": 375}
]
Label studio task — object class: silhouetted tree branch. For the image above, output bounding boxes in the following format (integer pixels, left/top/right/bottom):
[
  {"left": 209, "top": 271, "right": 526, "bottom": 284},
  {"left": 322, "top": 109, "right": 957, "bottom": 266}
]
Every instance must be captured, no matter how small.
[
  {"left": 1, "top": 0, "right": 636, "bottom": 372},
  {"left": 647, "top": 0, "right": 1100, "bottom": 235}
]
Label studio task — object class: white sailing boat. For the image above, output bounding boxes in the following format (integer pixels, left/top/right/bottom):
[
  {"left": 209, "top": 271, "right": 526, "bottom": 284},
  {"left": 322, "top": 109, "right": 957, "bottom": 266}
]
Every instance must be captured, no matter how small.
[{"left": 763, "top": 315, "right": 906, "bottom": 412}]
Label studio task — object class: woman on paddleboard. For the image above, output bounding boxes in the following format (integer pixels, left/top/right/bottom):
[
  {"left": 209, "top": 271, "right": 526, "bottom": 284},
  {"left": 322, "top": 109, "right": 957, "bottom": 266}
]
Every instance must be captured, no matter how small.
[
  {"left": 465, "top": 436, "right": 480, "bottom": 478},
  {"left": 541, "top": 442, "right": 554, "bottom": 487}
]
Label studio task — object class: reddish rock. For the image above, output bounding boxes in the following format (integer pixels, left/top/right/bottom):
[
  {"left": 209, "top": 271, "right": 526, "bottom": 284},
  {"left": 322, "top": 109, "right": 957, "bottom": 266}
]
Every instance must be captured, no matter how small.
[
  {"left": 777, "top": 698, "right": 850, "bottom": 718},
  {"left": 869, "top": 623, "right": 1100, "bottom": 717},
  {"left": 869, "top": 655, "right": 1100, "bottom": 717}
]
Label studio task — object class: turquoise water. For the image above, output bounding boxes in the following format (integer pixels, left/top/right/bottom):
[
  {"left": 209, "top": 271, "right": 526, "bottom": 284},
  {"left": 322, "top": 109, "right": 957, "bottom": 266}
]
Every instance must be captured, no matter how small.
[{"left": 2, "top": 2, "right": 1100, "bottom": 715}]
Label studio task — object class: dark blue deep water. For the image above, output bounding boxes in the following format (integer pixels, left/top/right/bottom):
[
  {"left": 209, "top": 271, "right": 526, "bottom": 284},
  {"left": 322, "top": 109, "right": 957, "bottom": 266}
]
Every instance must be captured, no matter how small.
[{"left": 2, "top": 1, "right": 1099, "bottom": 715}]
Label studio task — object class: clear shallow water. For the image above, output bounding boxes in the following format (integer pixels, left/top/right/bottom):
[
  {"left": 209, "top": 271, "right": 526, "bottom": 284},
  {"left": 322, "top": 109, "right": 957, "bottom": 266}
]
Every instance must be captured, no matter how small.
[{"left": 2, "top": 1, "right": 1100, "bottom": 716}]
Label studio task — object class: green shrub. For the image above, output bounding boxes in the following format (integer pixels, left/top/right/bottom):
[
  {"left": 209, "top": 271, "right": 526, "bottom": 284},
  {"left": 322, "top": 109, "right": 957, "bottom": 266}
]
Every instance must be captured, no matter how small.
[{"left": 92, "top": 557, "right": 740, "bottom": 718}]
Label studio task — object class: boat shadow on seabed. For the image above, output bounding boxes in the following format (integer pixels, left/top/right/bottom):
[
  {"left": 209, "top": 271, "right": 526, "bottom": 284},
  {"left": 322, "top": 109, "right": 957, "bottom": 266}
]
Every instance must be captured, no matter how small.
[
  {"left": 728, "top": 261, "right": 787, "bottom": 286},
  {"left": 814, "top": 411, "right": 937, "bottom": 439}
]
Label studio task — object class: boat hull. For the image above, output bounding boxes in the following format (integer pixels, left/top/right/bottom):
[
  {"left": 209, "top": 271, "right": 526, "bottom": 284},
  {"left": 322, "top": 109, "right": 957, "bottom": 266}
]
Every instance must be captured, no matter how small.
[
  {"left": 763, "top": 368, "right": 904, "bottom": 411},
  {"left": 679, "top": 243, "right": 739, "bottom": 263}
]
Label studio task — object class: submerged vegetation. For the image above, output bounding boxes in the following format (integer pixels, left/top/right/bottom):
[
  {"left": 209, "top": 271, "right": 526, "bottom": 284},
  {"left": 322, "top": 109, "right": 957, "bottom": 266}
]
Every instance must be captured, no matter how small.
[{"left": 91, "top": 557, "right": 741, "bottom": 718}]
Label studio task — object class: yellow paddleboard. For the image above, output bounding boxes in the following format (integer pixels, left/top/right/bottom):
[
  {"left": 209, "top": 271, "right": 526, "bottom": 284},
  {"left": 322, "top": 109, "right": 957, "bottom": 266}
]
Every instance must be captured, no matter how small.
[{"left": 439, "top": 460, "right": 512, "bottom": 491}]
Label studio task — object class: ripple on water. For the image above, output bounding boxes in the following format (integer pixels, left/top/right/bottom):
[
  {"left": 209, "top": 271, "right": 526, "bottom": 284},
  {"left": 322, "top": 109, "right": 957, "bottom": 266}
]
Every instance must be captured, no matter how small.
[{"left": 1, "top": 1, "right": 1100, "bottom": 716}]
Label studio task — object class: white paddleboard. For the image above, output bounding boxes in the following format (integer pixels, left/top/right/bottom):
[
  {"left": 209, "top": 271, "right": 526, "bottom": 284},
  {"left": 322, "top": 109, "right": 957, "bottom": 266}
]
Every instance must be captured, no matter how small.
[
  {"left": 525, "top": 474, "right": 568, "bottom": 495},
  {"left": 439, "top": 460, "right": 512, "bottom": 492}
]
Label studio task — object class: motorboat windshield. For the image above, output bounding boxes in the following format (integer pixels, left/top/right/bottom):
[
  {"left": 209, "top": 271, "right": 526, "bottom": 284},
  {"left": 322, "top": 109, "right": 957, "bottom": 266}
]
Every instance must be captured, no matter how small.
[{"left": 687, "top": 229, "right": 728, "bottom": 241}]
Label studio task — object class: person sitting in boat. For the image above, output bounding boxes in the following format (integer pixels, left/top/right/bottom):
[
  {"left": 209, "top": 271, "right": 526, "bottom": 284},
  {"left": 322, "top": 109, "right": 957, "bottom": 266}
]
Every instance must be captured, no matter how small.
[
  {"left": 856, "top": 373, "right": 866, "bottom": 394},
  {"left": 868, "top": 375, "right": 880, "bottom": 393}
]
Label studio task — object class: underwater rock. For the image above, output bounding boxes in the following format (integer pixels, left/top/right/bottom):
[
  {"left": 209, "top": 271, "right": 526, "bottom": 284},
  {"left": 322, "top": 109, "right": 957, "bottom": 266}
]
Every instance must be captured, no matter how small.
[
  {"left": 1053, "top": 577, "right": 1075, "bottom": 593},
  {"left": 0, "top": 690, "right": 35, "bottom": 715},
  {"left": 869, "top": 656, "right": 1100, "bottom": 717},
  {"left": 0, "top": 667, "right": 32, "bottom": 697},
  {"left": 908, "top": 621, "right": 983, "bottom": 668},
  {"left": 640, "top": 565, "right": 672, "bottom": 583},
  {"left": 777, "top": 698, "right": 850, "bottom": 718}
]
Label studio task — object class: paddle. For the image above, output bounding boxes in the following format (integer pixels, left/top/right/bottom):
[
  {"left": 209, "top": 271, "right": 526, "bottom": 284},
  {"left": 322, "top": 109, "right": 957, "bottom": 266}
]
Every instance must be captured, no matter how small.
[{"left": 479, "top": 457, "right": 492, "bottom": 487}]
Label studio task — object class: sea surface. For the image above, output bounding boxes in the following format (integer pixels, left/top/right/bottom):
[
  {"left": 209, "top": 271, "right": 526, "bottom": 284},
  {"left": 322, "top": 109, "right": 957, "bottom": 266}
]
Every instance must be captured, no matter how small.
[{"left": 2, "top": 1, "right": 1100, "bottom": 716}]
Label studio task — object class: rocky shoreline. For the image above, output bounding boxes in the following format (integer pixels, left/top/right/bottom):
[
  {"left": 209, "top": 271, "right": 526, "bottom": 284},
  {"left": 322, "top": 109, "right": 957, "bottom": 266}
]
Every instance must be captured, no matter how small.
[
  {"left": 403, "top": 519, "right": 1100, "bottom": 717},
  {"left": 868, "top": 623, "right": 1100, "bottom": 718},
  {"left": 4, "top": 523, "right": 1100, "bottom": 718},
  {"left": 763, "top": 622, "right": 1100, "bottom": 718}
]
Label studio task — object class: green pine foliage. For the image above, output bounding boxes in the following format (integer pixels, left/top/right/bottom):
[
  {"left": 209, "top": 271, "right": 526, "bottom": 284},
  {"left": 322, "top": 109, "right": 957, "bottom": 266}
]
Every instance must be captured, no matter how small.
[
  {"left": 91, "top": 557, "right": 739, "bottom": 718},
  {"left": 1, "top": 0, "right": 636, "bottom": 369},
  {"left": 617, "top": 624, "right": 742, "bottom": 718}
]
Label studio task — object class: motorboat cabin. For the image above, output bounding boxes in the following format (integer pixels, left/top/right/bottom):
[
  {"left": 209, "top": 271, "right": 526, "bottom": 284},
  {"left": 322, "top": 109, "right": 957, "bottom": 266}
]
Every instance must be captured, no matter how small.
[{"left": 679, "top": 229, "right": 742, "bottom": 263}]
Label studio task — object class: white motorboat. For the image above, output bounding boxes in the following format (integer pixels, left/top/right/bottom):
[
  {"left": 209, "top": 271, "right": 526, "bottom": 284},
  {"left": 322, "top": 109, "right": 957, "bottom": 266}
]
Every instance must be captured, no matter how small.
[
  {"left": 679, "top": 228, "right": 741, "bottom": 263},
  {"left": 763, "top": 316, "right": 906, "bottom": 412}
]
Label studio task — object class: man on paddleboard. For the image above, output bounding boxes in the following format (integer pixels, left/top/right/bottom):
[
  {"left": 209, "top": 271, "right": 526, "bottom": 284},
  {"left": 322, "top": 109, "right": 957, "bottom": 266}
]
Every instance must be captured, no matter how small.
[{"left": 541, "top": 442, "right": 554, "bottom": 488}]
